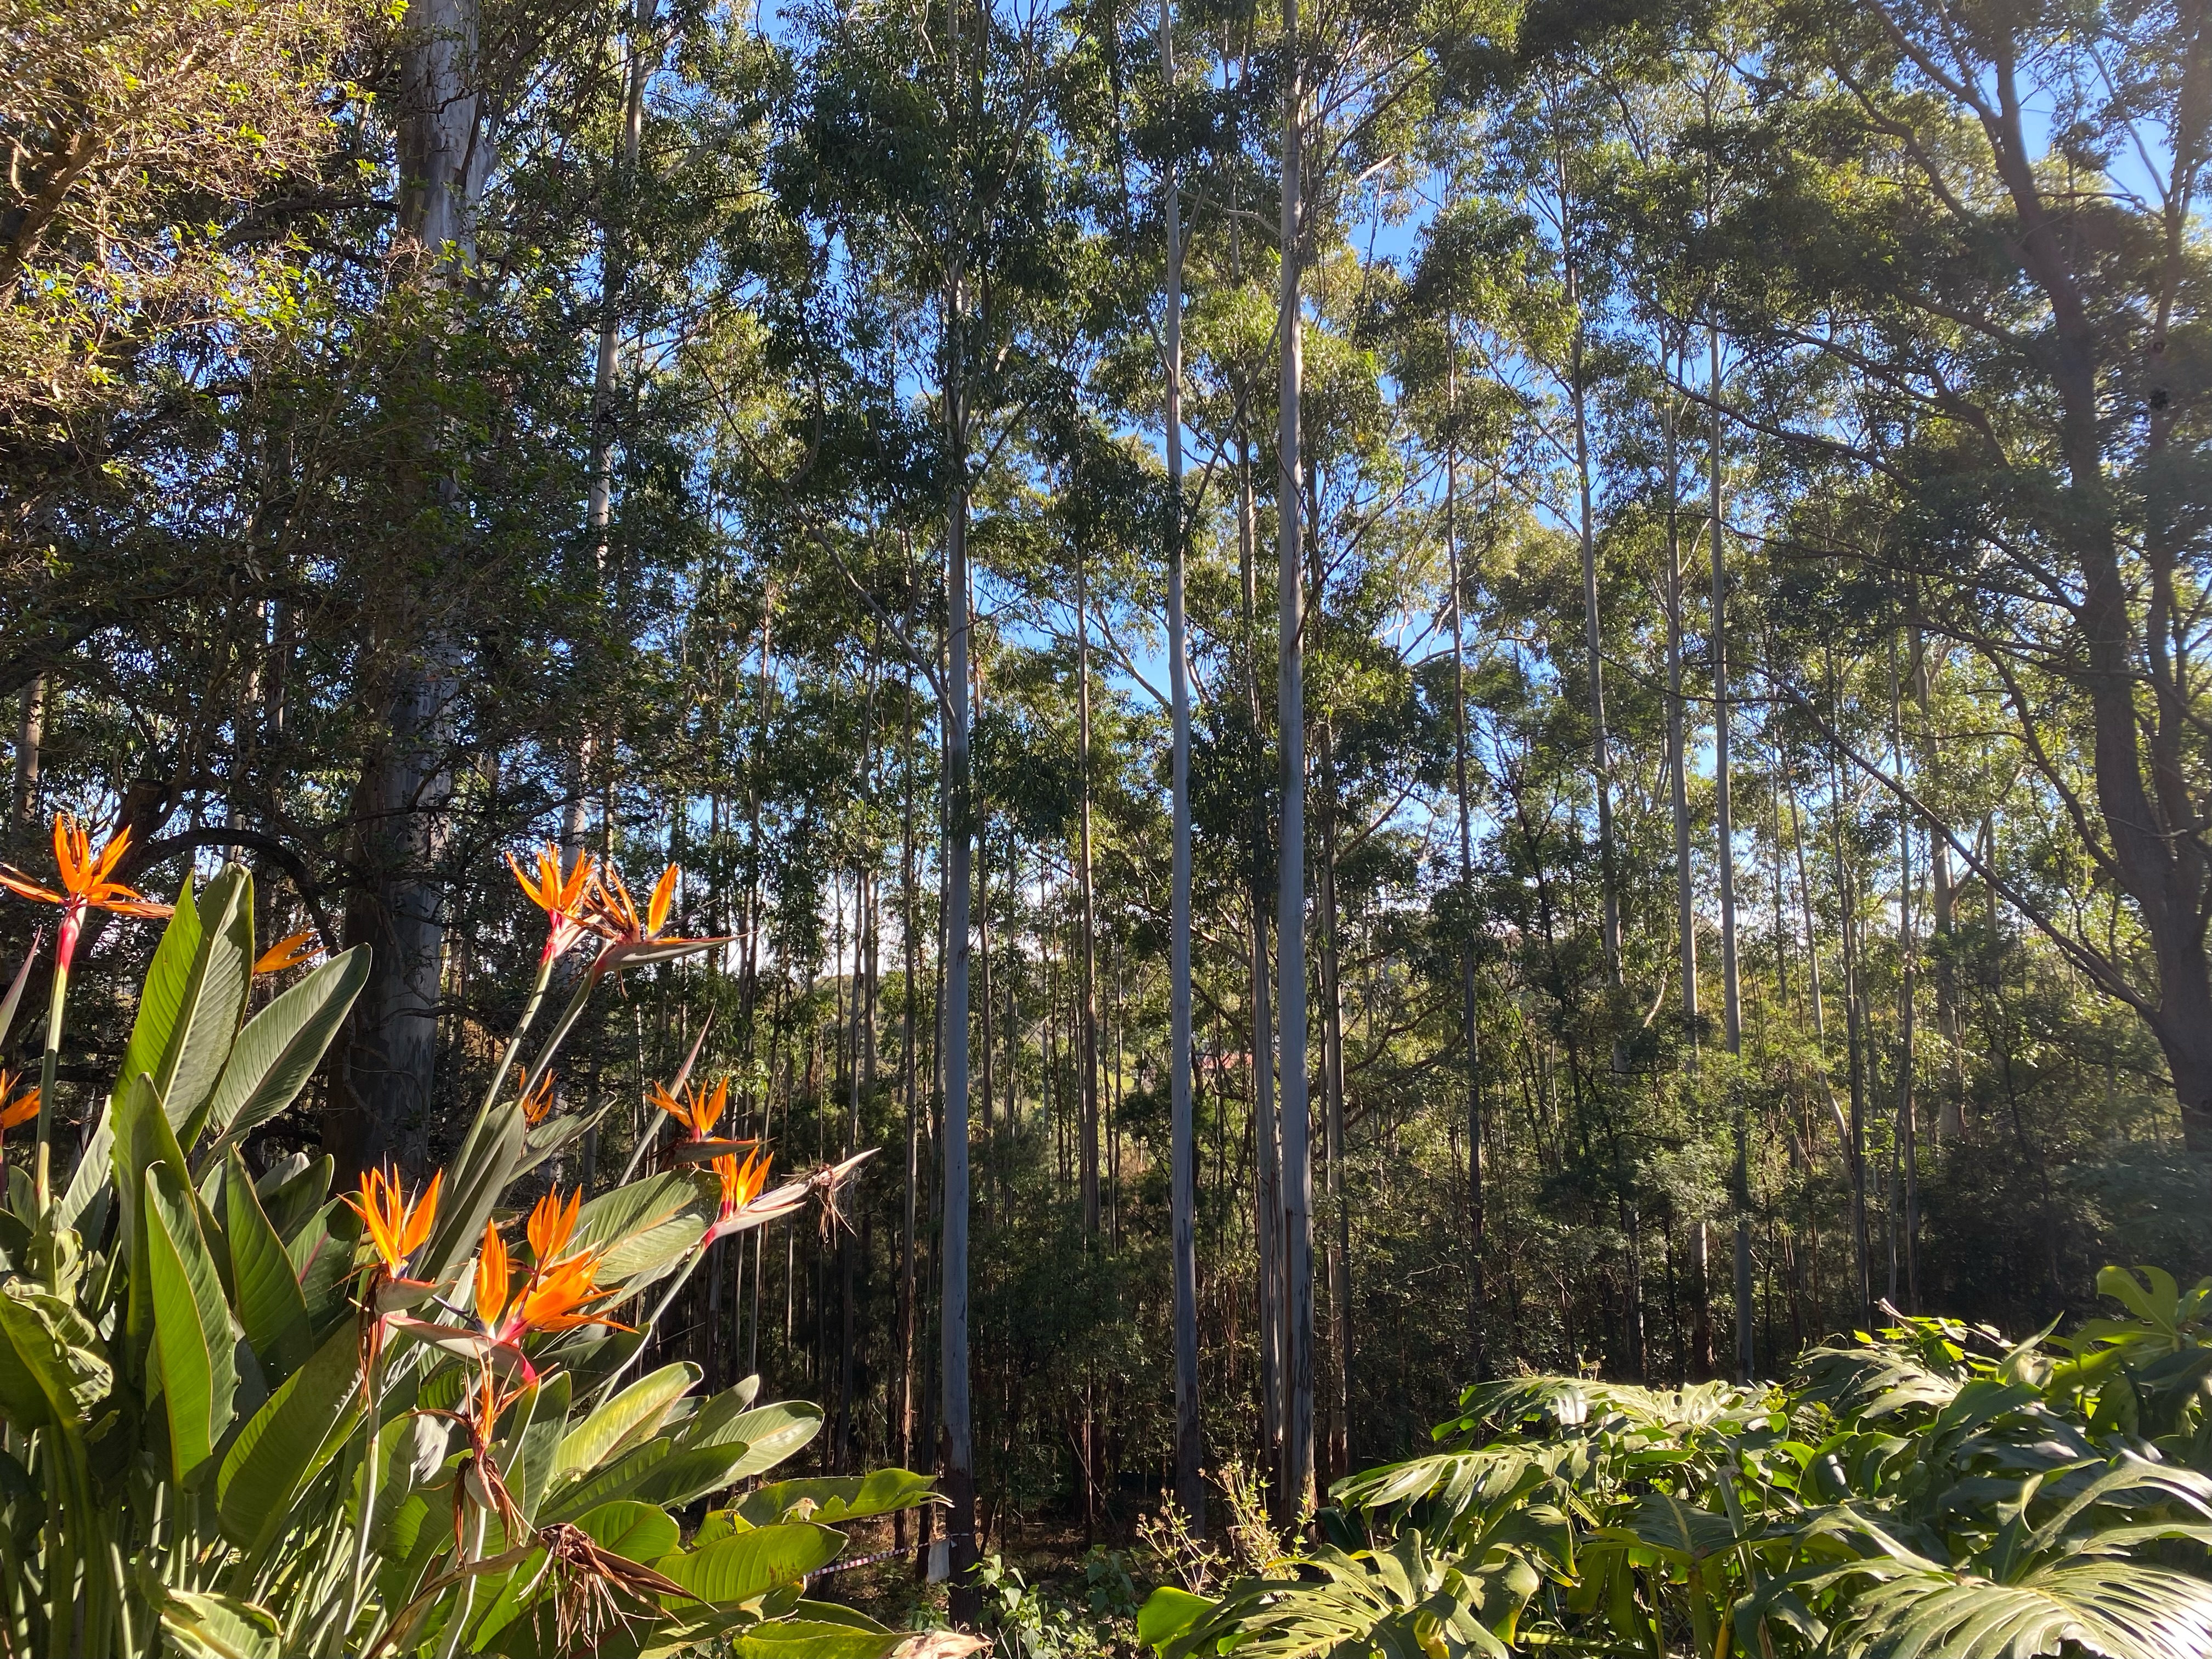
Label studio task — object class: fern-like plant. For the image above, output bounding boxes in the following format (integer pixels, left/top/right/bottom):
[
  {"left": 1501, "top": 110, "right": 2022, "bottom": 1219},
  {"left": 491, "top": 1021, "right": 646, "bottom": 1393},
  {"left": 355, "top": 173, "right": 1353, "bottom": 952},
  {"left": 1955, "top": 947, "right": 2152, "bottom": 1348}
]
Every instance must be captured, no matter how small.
[{"left": 1143, "top": 1283, "right": 2212, "bottom": 1658}]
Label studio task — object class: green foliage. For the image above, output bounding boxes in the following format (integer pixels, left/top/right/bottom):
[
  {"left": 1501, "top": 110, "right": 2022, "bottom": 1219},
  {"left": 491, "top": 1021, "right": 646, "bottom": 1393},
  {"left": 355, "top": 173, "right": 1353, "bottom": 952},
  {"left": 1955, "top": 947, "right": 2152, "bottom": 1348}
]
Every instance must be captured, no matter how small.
[
  {"left": 1143, "top": 1272, "right": 2212, "bottom": 1657},
  {"left": 0, "top": 865, "right": 933, "bottom": 1656}
]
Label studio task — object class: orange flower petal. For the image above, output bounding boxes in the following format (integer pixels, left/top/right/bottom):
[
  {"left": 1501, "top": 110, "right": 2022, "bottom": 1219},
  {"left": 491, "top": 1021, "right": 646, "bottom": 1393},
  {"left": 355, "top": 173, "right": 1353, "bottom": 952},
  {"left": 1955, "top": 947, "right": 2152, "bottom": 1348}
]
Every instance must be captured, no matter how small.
[
  {"left": 647, "top": 865, "right": 679, "bottom": 936},
  {"left": 476, "top": 1220, "right": 511, "bottom": 1330},
  {"left": 253, "top": 932, "right": 320, "bottom": 974}
]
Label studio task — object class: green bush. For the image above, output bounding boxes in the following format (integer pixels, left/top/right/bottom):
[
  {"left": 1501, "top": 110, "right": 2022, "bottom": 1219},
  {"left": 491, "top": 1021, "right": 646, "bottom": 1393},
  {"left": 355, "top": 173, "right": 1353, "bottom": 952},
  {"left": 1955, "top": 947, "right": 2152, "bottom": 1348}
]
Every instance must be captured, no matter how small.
[{"left": 1143, "top": 1274, "right": 2212, "bottom": 1658}]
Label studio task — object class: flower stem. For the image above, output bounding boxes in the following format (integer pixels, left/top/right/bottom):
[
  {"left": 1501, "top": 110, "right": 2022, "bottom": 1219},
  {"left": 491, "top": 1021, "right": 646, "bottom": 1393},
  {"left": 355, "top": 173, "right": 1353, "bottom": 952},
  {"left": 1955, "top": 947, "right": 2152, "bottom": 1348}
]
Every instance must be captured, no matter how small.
[
  {"left": 514, "top": 963, "right": 602, "bottom": 1108},
  {"left": 341, "top": 1350, "right": 382, "bottom": 1645},
  {"left": 34, "top": 950, "right": 69, "bottom": 1221},
  {"left": 473, "top": 955, "right": 556, "bottom": 1125},
  {"left": 434, "top": 1504, "right": 488, "bottom": 1659}
]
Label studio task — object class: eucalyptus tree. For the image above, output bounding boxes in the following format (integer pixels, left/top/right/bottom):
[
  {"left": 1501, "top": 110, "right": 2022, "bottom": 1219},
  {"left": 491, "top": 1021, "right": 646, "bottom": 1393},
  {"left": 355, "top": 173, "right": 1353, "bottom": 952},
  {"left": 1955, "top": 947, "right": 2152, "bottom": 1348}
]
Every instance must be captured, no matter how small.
[{"left": 1719, "top": 0, "right": 2212, "bottom": 1162}]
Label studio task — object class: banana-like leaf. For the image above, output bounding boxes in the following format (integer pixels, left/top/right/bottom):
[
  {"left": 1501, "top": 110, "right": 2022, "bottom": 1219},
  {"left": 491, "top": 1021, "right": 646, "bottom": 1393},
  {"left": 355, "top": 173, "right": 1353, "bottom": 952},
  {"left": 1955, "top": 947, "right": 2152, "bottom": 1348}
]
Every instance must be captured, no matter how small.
[
  {"left": 556, "top": 1362, "right": 699, "bottom": 1481},
  {"left": 201, "top": 945, "right": 369, "bottom": 1153},
  {"left": 223, "top": 1153, "right": 309, "bottom": 1383},
  {"left": 287, "top": 1197, "right": 362, "bottom": 1341},
  {"left": 419, "top": 1101, "right": 524, "bottom": 1286},
  {"left": 0, "top": 1278, "right": 108, "bottom": 1432},
  {"left": 732, "top": 1612, "right": 904, "bottom": 1659},
  {"left": 574, "top": 1170, "right": 719, "bottom": 1287},
  {"left": 653, "top": 1521, "right": 847, "bottom": 1606},
  {"left": 156, "top": 1587, "right": 286, "bottom": 1659},
  {"left": 259, "top": 1153, "right": 332, "bottom": 1244},
  {"left": 216, "top": 1320, "right": 364, "bottom": 1553},
  {"left": 118, "top": 877, "right": 201, "bottom": 1097},
  {"left": 685, "top": 1395, "right": 823, "bottom": 1475},
  {"left": 145, "top": 1159, "right": 239, "bottom": 1488},
  {"left": 736, "top": 1469, "right": 935, "bottom": 1526},
  {"left": 0, "top": 934, "right": 38, "bottom": 1051},
  {"left": 505, "top": 1370, "right": 572, "bottom": 1528},
  {"left": 155, "top": 865, "right": 254, "bottom": 1144},
  {"left": 576, "top": 1498, "right": 681, "bottom": 1564}
]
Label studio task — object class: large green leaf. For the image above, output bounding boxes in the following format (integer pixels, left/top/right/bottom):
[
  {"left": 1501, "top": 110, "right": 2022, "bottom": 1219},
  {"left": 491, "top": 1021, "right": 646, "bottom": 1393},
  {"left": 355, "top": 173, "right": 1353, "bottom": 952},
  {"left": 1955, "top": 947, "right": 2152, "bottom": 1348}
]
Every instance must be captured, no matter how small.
[
  {"left": 653, "top": 1522, "right": 848, "bottom": 1606},
  {"left": 202, "top": 946, "right": 369, "bottom": 1152},
  {"left": 118, "top": 876, "right": 201, "bottom": 1093},
  {"left": 732, "top": 1613, "right": 903, "bottom": 1659},
  {"left": 539, "top": 1437, "right": 680, "bottom": 1523},
  {"left": 157, "top": 1587, "right": 286, "bottom": 1659},
  {"left": 574, "top": 1170, "right": 719, "bottom": 1286},
  {"left": 145, "top": 1159, "right": 239, "bottom": 1487},
  {"left": 113, "top": 1069, "right": 189, "bottom": 1289},
  {"left": 223, "top": 1153, "right": 309, "bottom": 1382},
  {"left": 709, "top": 1398, "right": 824, "bottom": 1479},
  {"left": 1139, "top": 1588, "right": 1216, "bottom": 1654},
  {"left": 260, "top": 1153, "right": 332, "bottom": 1243},
  {"left": 56, "top": 1094, "right": 114, "bottom": 1235},
  {"left": 1816, "top": 1559, "right": 2212, "bottom": 1659},
  {"left": 0, "top": 1279, "right": 108, "bottom": 1433},
  {"left": 289, "top": 1197, "right": 363, "bottom": 1340},
  {"left": 540, "top": 1436, "right": 763, "bottom": 1525},
  {"left": 556, "top": 1362, "right": 699, "bottom": 1481},
  {"left": 736, "top": 1469, "right": 935, "bottom": 1527},
  {"left": 575, "top": 1498, "right": 681, "bottom": 1564},
  {"left": 216, "top": 1319, "right": 365, "bottom": 1552},
  {"left": 155, "top": 865, "right": 255, "bottom": 1143}
]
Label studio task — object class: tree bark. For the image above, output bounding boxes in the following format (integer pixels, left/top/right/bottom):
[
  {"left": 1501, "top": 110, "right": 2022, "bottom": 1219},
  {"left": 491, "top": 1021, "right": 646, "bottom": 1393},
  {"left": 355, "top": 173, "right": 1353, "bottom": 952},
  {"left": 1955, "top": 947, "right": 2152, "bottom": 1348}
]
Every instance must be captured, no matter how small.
[
  {"left": 328, "top": 0, "right": 489, "bottom": 1177},
  {"left": 1445, "top": 360, "right": 1486, "bottom": 1380},
  {"left": 13, "top": 674, "right": 42, "bottom": 832},
  {"left": 1076, "top": 550, "right": 1101, "bottom": 1235},
  {"left": 1711, "top": 329, "right": 1750, "bottom": 1381},
  {"left": 1275, "top": 0, "right": 1316, "bottom": 1514},
  {"left": 1163, "top": 0, "right": 1204, "bottom": 1531}
]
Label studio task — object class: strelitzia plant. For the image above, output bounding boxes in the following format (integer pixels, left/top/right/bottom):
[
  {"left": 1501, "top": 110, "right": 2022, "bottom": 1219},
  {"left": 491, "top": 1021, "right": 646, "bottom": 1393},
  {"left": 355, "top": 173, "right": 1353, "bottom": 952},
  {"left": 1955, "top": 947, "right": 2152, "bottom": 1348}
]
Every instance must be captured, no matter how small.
[{"left": 0, "top": 830, "right": 944, "bottom": 1658}]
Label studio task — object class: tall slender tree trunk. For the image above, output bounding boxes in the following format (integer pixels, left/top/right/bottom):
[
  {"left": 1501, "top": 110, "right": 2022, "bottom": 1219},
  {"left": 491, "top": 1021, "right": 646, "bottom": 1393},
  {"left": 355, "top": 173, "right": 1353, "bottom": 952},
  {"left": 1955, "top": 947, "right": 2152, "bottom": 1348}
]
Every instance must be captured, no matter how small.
[
  {"left": 1275, "top": 0, "right": 1316, "bottom": 1513},
  {"left": 1445, "top": 358, "right": 1485, "bottom": 1379},
  {"left": 1569, "top": 313, "right": 1619, "bottom": 986},
  {"left": 13, "top": 675, "right": 42, "bottom": 831},
  {"left": 1077, "top": 552, "right": 1101, "bottom": 1236},
  {"left": 1235, "top": 314, "right": 1282, "bottom": 1497},
  {"left": 1664, "top": 354, "right": 1697, "bottom": 1054},
  {"left": 1318, "top": 723, "right": 1350, "bottom": 1481},
  {"left": 1711, "top": 329, "right": 1750, "bottom": 1381},
  {"left": 896, "top": 648, "right": 919, "bottom": 1549},
  {"left": 940, "top": 93, "right": 979, "bottom": 1605},
  {"left": 1889, "top": 636, "right": 1920, "bottom": 1310},
  {"left": 566, "top": 0, "right": 654, "bottom": 867},
  {"left": 1828, "top": 659, "right": 1874, "bottom": 1328},
  {"left": 1163, "top": 0, "right": 1204, "bottom": 1531},
  {"left": 329, "top": 0, "right": 489, "bottom": 1176}
]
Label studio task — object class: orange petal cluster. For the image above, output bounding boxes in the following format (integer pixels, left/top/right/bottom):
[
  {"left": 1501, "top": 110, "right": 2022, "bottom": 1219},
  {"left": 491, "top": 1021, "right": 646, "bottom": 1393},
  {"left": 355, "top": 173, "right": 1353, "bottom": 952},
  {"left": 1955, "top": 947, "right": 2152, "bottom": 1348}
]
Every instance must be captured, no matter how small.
[
  {"left": 347, "top": 1166, "right": 443, "bottom": 1278},
  {"left": 516, "top": 1065, "right": 556, "bottom": 1126},
  {"left": 588, "top": 862, "right": 679, "bottom": 945},
  {"left": 526, "top": 1186, "right": 582, "bottom": 1263},
  {"left": 707, "top": 1148, "right": 772, "bottom": 1241},
  {"left": 252, "top": 931, "right": 320, "bottom": 975},
  {"left": 0, "top": 816, "right": 172, "bottom": 966},
  {"left": 0, "top": 1070, "right": 37, "bottom": 1134},
  {"left": 476, "top": 1187, "right": 629, "bottom": 1345},
  {"left": 509, "top": 843, "right": 597, "bottom": 964},
  {"left": 650, "top": 1075, "right": 729, "bottom": 1141}
]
